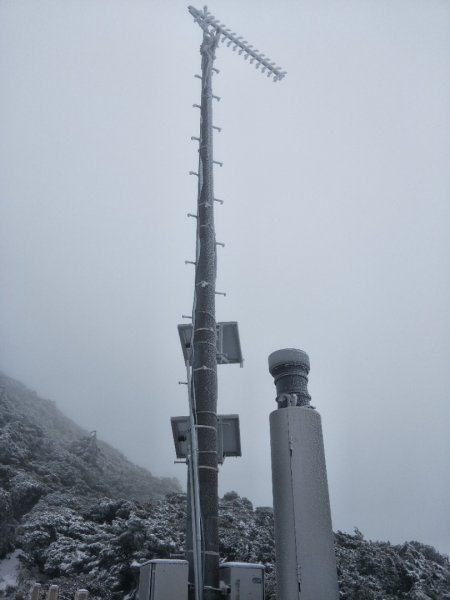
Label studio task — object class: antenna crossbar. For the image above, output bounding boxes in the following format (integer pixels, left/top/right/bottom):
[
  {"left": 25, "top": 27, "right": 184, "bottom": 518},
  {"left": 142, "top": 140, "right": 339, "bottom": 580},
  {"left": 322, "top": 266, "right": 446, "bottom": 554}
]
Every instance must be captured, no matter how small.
[{"left": 188, "top": 5, "right": 287, "bottom": 82}]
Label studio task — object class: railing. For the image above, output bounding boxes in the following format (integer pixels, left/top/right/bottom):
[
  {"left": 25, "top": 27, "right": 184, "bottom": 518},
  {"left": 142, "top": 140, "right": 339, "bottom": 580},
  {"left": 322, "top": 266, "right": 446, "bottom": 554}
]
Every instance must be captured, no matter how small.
[{"left": 30, "top": 583, "right": 89, "bottom": 600}]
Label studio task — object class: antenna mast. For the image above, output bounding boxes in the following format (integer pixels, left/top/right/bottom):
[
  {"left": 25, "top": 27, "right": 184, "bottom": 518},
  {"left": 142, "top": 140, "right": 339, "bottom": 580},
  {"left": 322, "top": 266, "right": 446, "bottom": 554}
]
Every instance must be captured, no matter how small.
[{"left": 185, "top": 7, "right": 286, "bottom": 600}]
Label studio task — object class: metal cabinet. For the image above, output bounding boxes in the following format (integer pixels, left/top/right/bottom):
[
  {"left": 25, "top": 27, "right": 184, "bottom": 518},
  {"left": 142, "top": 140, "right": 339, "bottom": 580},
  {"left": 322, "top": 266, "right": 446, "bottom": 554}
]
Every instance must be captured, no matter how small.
[
  {"left": 220, "top": 562, "right": 265, "bottom": 600},
  {"left": 138, "top": 559, "right": 188, "bottom": 600}
]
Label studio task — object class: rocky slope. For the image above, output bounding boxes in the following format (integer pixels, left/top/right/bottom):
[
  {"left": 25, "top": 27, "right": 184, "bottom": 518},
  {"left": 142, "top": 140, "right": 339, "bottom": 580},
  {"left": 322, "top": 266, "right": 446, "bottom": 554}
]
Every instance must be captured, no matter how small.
[
  {"left": 0, "top": 372, "right": 179, "bottom": 559},
  {"left": 1, "top": 374, "right": 449, "bottom": 599}
]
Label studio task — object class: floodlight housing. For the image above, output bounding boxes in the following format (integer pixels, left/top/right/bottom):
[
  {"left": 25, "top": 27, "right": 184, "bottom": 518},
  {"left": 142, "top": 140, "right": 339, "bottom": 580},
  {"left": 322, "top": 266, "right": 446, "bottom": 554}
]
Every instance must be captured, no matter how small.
[
  {"left": 171, "top": 414, "right": 241, "bottom": 464},
  {"left": 217, "top": 414, "right": 242, "bottom": 462},
  {"left": 177, "top": 321, "right": 243, "bottom": 367}
]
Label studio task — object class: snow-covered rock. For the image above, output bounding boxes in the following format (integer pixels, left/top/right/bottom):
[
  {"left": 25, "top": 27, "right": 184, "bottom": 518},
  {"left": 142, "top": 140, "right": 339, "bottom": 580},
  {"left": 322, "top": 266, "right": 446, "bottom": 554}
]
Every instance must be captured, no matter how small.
[
  {"left": 1, "top": 374, "right": 449, "bottom": 599},
  {"left": 0, "top": 550, "right": 22, "bottom": 594}
]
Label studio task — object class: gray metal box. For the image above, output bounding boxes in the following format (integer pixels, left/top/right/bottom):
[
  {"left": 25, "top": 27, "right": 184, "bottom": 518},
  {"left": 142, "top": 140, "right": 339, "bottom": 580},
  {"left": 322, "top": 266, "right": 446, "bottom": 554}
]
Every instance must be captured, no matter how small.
[
  {"left": 220, "top": 562, "right": 265, "bottom": 600},
  {"left": 138, "top": 559, "right": 188, "bottom": 600}
]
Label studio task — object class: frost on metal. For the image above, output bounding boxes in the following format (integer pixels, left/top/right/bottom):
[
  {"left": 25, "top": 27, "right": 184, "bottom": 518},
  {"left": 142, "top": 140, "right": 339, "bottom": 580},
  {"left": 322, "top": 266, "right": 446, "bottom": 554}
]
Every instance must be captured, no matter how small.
[
  {"left": 188, "top": 5, "right": 287, "bottom": 82},
  {"left": 184, "top": 7, "right": 286, "bottom": 599},
  {"left": 269, "top": 349, "right": 339, "bottom": 599}
]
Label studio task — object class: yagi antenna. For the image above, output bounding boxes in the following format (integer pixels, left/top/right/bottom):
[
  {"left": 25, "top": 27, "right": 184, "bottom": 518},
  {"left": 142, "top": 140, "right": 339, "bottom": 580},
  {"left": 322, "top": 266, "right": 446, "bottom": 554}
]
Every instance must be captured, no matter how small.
[{"left": 188, "top": 5, "right": 287, "bottom": 82}]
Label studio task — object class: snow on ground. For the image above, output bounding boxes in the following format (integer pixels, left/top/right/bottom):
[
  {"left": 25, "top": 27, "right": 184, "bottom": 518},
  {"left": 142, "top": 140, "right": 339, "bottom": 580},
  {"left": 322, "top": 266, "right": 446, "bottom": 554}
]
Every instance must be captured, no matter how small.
[{"left": 0, "top": 550, "right": 22, "bottom": 592}]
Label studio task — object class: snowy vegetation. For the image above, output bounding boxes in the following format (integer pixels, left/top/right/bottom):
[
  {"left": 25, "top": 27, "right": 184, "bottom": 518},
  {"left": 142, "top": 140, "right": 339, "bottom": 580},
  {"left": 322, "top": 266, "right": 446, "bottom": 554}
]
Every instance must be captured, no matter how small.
[{"left": 1, "top": 373, "right": 449, "bottom": 599}]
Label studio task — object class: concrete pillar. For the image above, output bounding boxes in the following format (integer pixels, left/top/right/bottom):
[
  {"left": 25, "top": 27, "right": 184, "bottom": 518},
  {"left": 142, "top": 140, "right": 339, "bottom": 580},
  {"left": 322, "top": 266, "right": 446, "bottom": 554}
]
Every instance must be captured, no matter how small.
[
  {"left": 30, "top": 583, "right": 42, "bottom": 600},
  {"left": 74, "top": 590, "right": 89, "bottom": 600},
  {"left": 269, "top": 349, "right": 339, "bottom": 600},
  {"left": 46, "top": 585, "right": 59, "bottom": 600}
]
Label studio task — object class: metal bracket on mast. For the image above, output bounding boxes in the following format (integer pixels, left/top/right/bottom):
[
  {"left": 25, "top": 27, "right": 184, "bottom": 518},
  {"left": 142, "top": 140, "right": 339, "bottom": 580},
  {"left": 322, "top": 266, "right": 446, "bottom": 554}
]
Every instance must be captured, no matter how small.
[{"left": 188, "top": 5, "right": 287, "bottom": 81}]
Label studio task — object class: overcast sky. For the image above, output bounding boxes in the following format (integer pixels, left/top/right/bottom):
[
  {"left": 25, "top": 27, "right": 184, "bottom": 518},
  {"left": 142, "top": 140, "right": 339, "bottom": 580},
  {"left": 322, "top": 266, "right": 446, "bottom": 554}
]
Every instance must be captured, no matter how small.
[{"left": 1, "top": 0, "right": 449, "bottom": 554}]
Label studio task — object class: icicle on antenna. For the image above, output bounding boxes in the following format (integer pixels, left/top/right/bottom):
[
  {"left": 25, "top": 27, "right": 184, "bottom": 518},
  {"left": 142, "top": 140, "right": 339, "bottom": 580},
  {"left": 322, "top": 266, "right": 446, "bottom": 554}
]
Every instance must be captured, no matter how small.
[{"left": 188, "top": 5, "right": 287, "bottom": 82}]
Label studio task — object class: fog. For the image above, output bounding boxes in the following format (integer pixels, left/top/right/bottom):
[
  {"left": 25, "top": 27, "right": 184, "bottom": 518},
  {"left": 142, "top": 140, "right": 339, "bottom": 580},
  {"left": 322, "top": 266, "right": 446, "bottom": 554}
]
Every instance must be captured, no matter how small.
[{"left": 1, "top": 0, "right": 449, "bottom": 554}]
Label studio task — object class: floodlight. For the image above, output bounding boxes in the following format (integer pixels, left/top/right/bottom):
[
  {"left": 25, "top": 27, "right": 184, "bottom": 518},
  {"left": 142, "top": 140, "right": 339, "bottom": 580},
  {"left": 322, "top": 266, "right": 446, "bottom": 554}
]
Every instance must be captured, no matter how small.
[
  {"left": 177, "top": 321, "right": 243, "bottom": 367},
  {"left": 217, "top": 414, "right": 241, "bottom": 463},
  {"left": 171, "top": 414, "right": 241, "bottom": 464},
  {"left": 171, "top": 416, "right": 191, "bottom": 460}
]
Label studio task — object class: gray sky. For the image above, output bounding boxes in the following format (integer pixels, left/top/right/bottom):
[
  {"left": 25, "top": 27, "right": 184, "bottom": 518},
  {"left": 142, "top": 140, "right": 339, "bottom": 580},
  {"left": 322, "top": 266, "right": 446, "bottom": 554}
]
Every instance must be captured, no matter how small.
[{"left": 1, "top": 0, "right": 449, "bottom": 554}]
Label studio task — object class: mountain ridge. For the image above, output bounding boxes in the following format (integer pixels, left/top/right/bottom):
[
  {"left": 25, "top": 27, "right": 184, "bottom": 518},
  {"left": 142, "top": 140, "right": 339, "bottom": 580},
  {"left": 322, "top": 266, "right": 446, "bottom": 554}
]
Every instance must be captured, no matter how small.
[{"left": 0, "top": 371, "right": 180, "bottom": 559}]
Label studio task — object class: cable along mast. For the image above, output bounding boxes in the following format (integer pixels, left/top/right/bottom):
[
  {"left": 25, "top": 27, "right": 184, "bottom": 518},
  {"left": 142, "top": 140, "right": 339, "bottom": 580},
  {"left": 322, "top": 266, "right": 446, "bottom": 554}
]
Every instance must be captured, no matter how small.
[{"left": 174, "top": 7, "right": 286, "bottom": 600}]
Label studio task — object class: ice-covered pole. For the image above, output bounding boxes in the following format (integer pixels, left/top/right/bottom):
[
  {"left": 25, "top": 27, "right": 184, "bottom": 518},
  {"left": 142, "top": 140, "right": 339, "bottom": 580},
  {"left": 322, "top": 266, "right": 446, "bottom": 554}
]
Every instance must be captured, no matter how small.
[
  {"left": 269, "top": 349, "right": 339, "bottom": 600},
  {"left": 186, "top": 6, "right": 286, "bottom": 598},
  {"left": 189, "top": 21, "right": 221, "bottom": 600}
]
